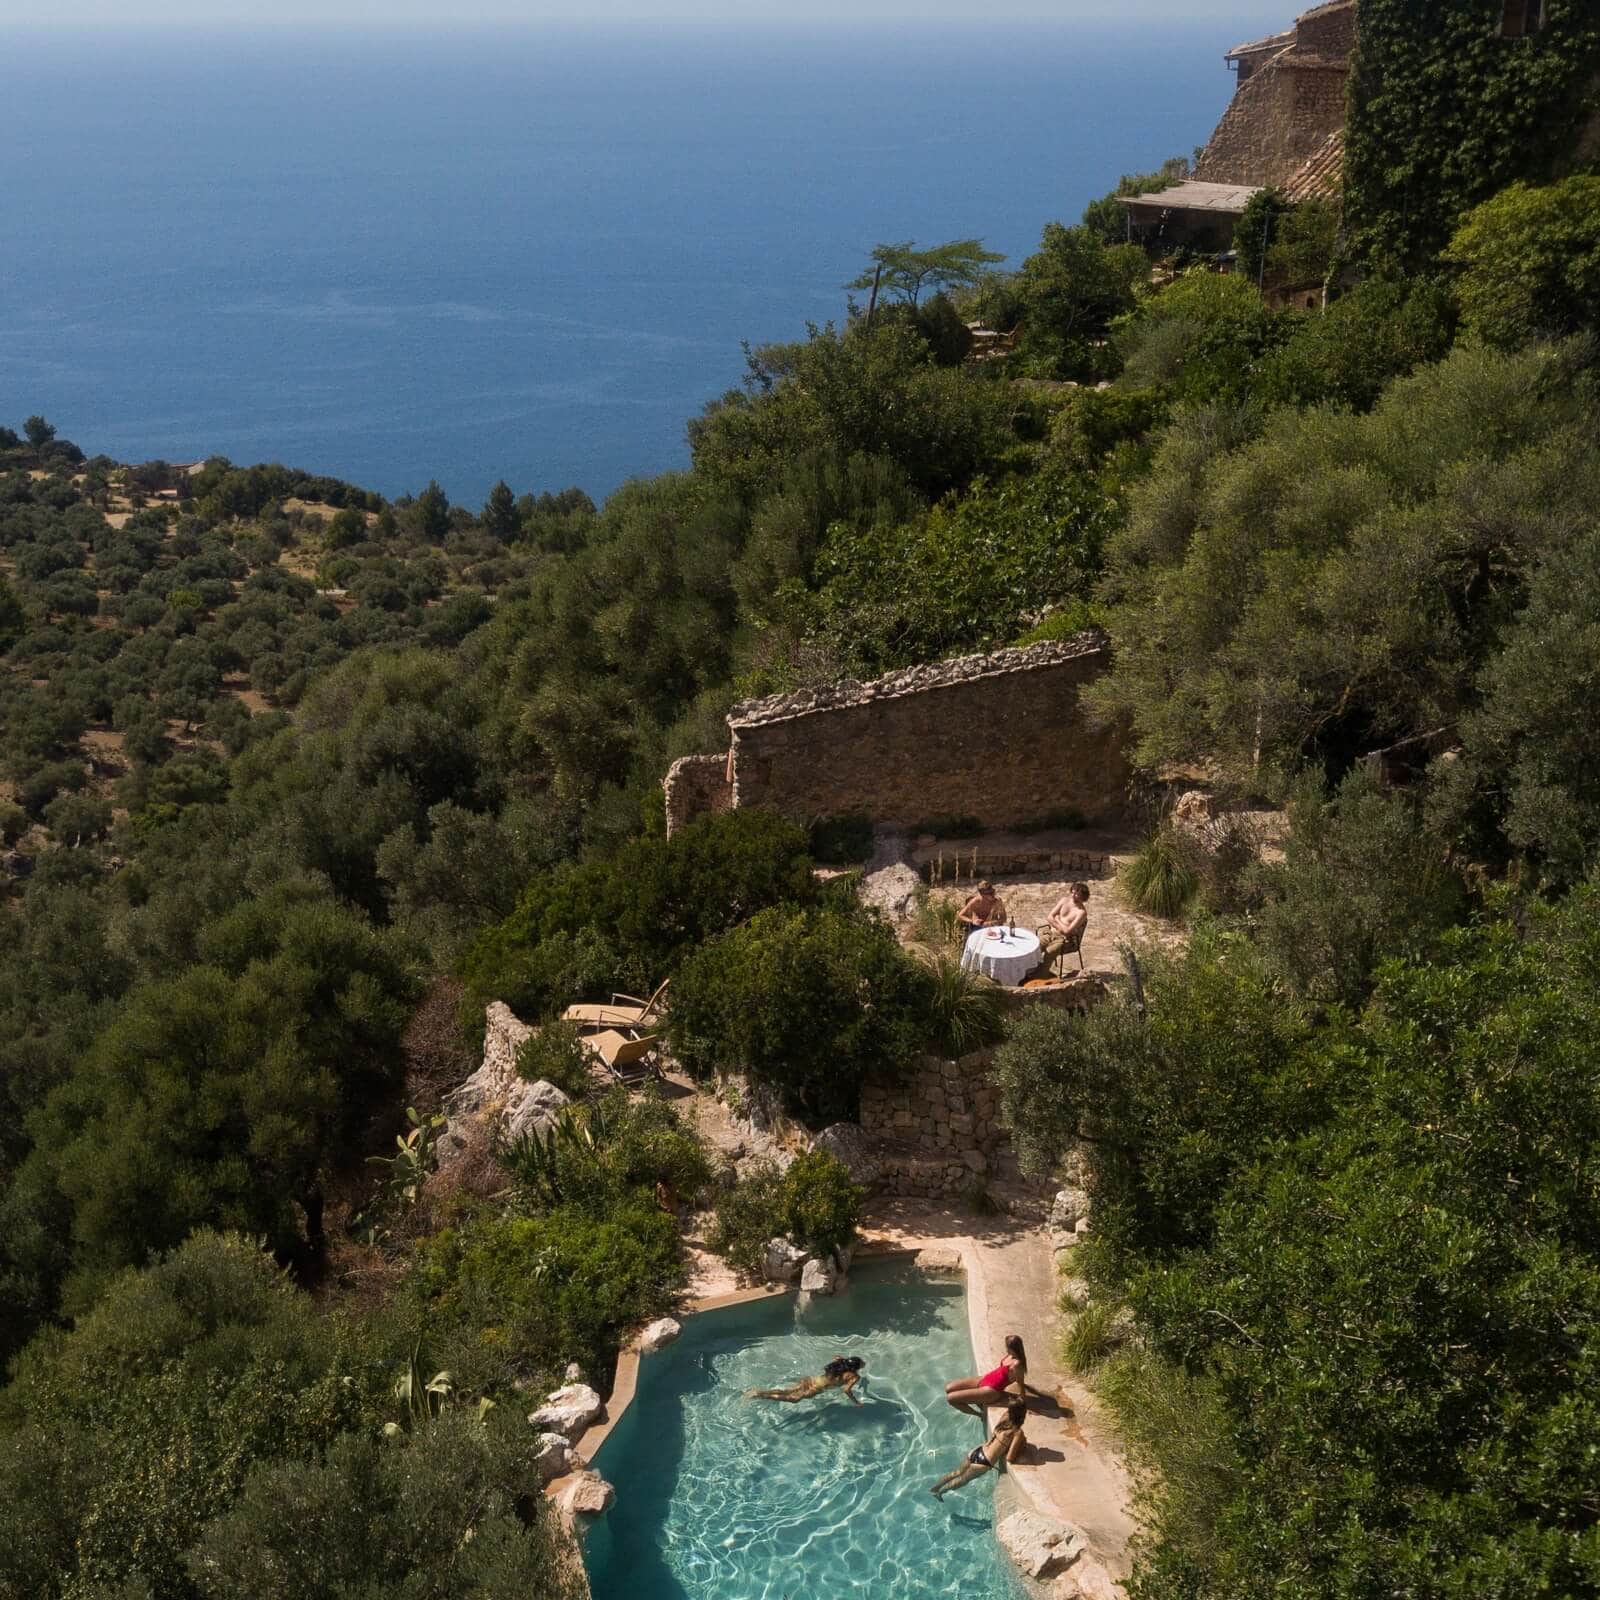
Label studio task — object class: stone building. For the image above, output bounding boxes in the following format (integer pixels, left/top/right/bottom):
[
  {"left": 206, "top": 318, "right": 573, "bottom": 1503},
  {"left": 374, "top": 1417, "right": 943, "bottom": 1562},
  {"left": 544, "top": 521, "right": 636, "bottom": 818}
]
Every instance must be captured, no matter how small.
[
  {"left": 663, "top": 634, "right": 1130, "bottom": 837},
  {"left": 1116, "top": 1, "right": 1353, "bottom": 251},
  {"left": 1195, "top": 0, "right": 1357, "bottom": 191}
]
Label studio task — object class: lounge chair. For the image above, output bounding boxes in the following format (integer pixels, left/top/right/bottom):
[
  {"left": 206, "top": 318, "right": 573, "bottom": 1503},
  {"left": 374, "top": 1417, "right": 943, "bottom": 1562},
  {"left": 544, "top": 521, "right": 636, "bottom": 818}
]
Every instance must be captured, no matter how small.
[
  {"left": 580, "top": 1028, "right": 662, "bottom": 1088},
  {"left": 562, "top": 978, "right": 670, "bottom": 1033},
  {"left": 1035, "top": 921, "right": 1087, "bottom": 977}
]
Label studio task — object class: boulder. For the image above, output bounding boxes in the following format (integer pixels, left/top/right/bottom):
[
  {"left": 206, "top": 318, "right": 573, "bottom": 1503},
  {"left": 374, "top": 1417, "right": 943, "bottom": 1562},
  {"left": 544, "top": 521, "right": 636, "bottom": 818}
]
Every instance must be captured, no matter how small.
[
  {"left": 832, "top": 1243, "right": 854, "bottom": 1275},
  {"left": 763, "top": 1237, "right": 809, "bottom": 1283},
  {"left": 503, "top": 1077, "right": 570, "bottom": 1141},
  {"left": 995, "top": 1508, "right": 1087, "bottom": 1580},
  {"left": 961, "top": 1148, "right": 987, "bottom": 1175},
  {"left": 1050, "top": 1186, "right": 1090, "bottom": 1232},
  {"left": 530, "top": 1431, "right": 577, "bottom": 1485},
  {"left": 529, "top": 1383, "right": 603, "bottom": 1440},
  {"left": 443, "top": 1060, "right": 500, "bottom": 1120},
  {"left": 800, "top": 1256, "right": 837, "bottom": 1296},
  {"left": 553, "top": 1469, "right": 614, "bottom": 1518},
  {"left": 813, "top": 1122, "right": 881, "bottom": 1187},
  {"left": 638, "top": 1317, "right": 682, "bottom": 1353}
]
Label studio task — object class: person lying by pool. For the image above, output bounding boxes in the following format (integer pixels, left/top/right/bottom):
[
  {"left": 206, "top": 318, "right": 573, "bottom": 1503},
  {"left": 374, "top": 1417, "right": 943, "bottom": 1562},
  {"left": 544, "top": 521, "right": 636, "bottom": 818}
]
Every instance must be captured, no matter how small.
[
  {"left": 745, "top": 1355, "right": 865, "bottom": 1405},
  {"left": 930, "top": 1401, "right": 1028, "bottom": 1498},
  {"left": 945, "top": 1334, "right": 1028, "bottom": 1415}
]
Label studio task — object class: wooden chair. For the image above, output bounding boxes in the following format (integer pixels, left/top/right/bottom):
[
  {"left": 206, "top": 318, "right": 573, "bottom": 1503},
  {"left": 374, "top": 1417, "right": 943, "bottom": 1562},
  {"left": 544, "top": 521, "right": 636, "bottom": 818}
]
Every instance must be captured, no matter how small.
[
  {"left": 562, "top": 978, "right": 670, "bottom": 1034},
  {"left": 1035, "top": 921, "right": 1087, "bottom": 977},
  {"left": 580, "top": 1028, "right": 662, "bottom": 1088}
]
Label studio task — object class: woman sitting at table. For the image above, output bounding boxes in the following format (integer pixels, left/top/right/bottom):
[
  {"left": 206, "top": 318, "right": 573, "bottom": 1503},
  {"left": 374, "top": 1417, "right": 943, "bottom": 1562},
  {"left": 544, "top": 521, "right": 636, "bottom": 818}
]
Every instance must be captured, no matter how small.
[{"left": 957, "top": 881, "right": 1008, "bottom": 930}]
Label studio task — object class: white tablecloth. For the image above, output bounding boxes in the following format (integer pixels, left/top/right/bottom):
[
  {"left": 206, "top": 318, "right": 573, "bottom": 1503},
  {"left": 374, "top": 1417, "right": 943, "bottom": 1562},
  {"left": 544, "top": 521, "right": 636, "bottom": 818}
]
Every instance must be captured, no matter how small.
[{"left": 959, "top": 926, "right": 1040, "bottom": 987}]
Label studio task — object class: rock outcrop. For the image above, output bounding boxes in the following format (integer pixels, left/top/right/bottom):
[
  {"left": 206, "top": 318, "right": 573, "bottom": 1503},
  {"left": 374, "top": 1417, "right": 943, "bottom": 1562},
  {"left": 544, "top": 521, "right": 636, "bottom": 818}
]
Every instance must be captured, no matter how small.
[
  {"left": 531, "top": 1431, "right": 577, "bottom": 1485},
  {"left": 553, "top": 1469, "right": 615, "bottom": 1519},
  {"left": 638, "top": 1317, "right": 682, "bottom": 1353},
  {"left": 529, "top": 1383, "right": 603, "bottom": 1441}
]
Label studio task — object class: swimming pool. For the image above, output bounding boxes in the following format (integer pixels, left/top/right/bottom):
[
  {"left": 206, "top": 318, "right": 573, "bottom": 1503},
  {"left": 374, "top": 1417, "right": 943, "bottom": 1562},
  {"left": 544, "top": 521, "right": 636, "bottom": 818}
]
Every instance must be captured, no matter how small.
[{"left": 583, "top": 1266, "right": 1028, "bottom": 1600}]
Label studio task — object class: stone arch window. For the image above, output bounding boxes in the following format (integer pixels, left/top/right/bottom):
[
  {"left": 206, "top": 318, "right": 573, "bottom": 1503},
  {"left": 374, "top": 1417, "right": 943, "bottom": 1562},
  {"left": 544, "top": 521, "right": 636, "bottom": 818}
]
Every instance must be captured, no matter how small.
[{"left": 1500, "top": 0, "right": 1546, "bottom": 37}]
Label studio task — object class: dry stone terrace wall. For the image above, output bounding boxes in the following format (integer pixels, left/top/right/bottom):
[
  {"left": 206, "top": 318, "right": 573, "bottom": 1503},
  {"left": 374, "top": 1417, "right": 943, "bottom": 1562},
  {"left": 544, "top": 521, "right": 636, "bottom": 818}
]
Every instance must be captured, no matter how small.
[
  {"left": 861, "top": 977, "right": 1106, "bottom": 1199},
  {"left": 711, "top": 637, "right": 1129, "bottom": 834}
]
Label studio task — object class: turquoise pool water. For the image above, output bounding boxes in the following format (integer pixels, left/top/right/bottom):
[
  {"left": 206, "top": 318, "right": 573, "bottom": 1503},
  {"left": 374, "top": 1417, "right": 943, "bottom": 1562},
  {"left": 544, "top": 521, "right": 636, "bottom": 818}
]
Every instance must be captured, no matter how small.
[{"left": 584, "top": 1269, "right": 1027, "bottom": 1600}]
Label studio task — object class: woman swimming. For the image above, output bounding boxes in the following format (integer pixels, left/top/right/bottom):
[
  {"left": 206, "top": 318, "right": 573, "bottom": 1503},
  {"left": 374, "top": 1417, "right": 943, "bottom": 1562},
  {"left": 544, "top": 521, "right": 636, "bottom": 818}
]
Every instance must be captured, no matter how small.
[
  {"left": 944, "top": 1333, "right": 1028, "bottom": 1416},
  {"left": 746, "top": 1355, "right": 864, "bottom": 1405},
  {"left": 930, "top": 1401, "right": 1028, "bottom": 1498}
]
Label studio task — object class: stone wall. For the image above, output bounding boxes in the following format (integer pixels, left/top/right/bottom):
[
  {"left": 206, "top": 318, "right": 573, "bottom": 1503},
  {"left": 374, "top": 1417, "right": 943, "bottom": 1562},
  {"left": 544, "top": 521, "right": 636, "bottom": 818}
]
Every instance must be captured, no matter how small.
[
  {"left": 663, "top": 753, "right": 733, "bottom": 837},
  {"left": 481, "top": 1000, "right": 532, "bottom": 1100},
  {"left": 713, "top": 636, "right": 1129, "bottom": 833}
]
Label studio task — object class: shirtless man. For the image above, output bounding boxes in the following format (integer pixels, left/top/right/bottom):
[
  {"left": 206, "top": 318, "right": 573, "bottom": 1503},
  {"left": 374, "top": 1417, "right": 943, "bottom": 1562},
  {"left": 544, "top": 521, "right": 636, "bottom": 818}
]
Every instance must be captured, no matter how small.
[
  {"left": 1039, "top": 881, "right": 1090, "bottom": 965},
  {"left": 957, "top": 880, "right": 1007, "bottom": 930}
]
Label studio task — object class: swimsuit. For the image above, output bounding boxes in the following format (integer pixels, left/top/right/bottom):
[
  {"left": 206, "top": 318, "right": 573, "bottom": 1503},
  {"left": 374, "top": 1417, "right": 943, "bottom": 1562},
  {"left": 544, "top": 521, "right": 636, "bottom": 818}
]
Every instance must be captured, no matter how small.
[
  {"left": 979, "top": 1361, "right": 1011, "bottom": 1391},
  {"left": 968, "top": 1445, "right": 991, "bottom": 1467}
]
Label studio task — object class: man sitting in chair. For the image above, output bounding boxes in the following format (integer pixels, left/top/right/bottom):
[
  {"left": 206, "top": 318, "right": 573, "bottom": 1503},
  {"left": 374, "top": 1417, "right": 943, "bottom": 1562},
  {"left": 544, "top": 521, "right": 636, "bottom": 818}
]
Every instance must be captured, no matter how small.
[
  {"left": 957, "top": 880, "right": 1008, "bottom": 931},
  {"left": 1038, "top": 881, "right": 1090, "bottom": 969}
]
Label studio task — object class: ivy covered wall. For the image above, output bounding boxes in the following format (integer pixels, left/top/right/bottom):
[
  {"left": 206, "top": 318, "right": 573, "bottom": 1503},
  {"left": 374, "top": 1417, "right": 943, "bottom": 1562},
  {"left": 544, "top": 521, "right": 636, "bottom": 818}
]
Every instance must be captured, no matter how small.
[{"left": 1344, "top": 0, "right": 1600, "bottom": 267}]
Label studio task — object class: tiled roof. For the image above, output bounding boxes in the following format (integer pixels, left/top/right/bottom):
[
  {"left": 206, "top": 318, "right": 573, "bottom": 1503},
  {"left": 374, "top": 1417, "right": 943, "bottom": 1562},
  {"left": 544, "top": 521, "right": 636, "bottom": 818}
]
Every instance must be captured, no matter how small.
[{"left": 1283, "top": 129, "right": 1345, "bottom": 203}]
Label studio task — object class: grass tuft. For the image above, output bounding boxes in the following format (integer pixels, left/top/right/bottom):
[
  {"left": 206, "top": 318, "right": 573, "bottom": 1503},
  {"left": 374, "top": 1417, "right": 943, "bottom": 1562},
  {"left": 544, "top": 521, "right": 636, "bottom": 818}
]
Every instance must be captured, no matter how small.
[{"left": 1121, "top": 828, "right": 1200, "bottom": 920}]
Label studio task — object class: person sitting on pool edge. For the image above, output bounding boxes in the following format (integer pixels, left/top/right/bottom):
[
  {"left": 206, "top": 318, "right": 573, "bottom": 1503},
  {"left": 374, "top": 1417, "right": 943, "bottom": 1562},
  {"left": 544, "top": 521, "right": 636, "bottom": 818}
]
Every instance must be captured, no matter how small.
[
  {"left": 957, "top": 881, "right": 1007, "bottom": 931},
  {"left": 745, "top": 1355, "right": 864, "bottom": 1405},
  {"left": 931, "top": 1401, "right": 1028, "bottom": 1498},
  {"left": 945, "top": 1333, "right": 1028, "bottom": 1415}
]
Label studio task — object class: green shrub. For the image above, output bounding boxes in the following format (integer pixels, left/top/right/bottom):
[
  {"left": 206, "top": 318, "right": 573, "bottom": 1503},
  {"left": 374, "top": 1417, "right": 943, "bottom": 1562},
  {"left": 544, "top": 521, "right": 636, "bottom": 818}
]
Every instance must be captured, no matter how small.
[
  {"left": 0, "top": 800, "right": 26, "bottom": 845},
  {"left": 668, "top": 904, "right": 927, "bottom": 1119},
  {"left": 461, "top": 808, "right": 818, "bottom": 1018},
  {"left": 410, "top": 1204, "right": 681, "bottom": 1387},
  {"left": 1120, "top": 829, "right": 1199, "bottom": 920},
  {"left": 709, "top": 1159, "right": 788, "bottom": 1279},
  {"left": 919, "top": 953, "right": 1006, "bottom": 1057},
  {"left": 781, "top": 1149, "right": 866, "bottom": 1259},
  {"left": 184, "top": 1413, "right": 587, "bottom": 1600},
  {"left": 709, "top": 1151, "right": 865, "bottom": 1278},
  {"left": 514, "top": 1019, "right": 594, "bottom": 1100},
  {"left": 1060, "top": 1299, "right": 1120, "bottom": 1374},
  {"left": 1094, "top": 1347, "right": 1239, "bottom": 1575},
  {"left": 497, "top": 1091, "right": 710, "bottom": 1216}
]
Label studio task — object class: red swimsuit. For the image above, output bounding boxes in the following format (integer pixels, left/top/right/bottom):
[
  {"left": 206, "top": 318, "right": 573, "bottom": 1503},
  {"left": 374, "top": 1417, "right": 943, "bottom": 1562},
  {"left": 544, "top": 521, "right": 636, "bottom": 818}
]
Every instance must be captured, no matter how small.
[{"left": 980, "top": 1360, "right": 1012, "bottom": 1391}]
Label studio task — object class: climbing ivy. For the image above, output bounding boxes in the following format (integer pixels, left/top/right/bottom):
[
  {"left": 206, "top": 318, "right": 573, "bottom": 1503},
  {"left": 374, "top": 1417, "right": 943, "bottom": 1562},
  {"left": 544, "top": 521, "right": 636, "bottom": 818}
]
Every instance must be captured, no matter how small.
[{"left": 1344, "top": 0, "right": 1600, "bottom": 268}]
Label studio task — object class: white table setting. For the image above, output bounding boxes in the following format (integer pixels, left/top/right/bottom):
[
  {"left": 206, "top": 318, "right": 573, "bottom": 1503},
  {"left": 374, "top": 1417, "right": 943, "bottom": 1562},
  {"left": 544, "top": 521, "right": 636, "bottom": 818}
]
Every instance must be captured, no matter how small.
[{"left": 958, "top": 924, "right": 1040, "bottom": 987}]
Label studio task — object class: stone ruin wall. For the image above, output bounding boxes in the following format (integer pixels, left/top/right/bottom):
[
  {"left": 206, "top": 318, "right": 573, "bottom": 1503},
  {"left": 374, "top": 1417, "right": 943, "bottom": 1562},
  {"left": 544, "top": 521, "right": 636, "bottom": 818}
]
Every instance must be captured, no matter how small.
[
  {"left": 715, "top": 637, "right": 1130, "bottom": 834},
  {"left": 662, "top": 753, "right": 733, "bottom": 836},
  {"left": 480, "top": 1001, "right": 532, "bottom": 1101}
]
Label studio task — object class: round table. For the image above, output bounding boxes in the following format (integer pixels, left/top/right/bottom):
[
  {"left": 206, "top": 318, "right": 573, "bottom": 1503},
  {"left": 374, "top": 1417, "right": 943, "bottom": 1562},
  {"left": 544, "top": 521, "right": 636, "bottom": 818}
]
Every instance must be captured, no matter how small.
[{"left": 959, "top": 926, "right": 1041, "bottom": 987}]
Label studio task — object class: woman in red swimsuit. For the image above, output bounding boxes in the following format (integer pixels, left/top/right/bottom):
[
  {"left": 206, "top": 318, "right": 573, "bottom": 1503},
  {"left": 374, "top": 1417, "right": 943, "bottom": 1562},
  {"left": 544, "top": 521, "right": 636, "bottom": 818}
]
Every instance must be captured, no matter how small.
[{"left": 944, "top": 1333, "right": 1028, "bottom": 1415}]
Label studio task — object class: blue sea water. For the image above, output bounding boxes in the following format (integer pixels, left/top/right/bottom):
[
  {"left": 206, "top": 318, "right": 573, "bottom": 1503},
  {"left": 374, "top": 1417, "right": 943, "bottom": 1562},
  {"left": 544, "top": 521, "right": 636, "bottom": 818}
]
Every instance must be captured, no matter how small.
[
  {"left": 584, "top": 1268, "right": 1028, "bottom": 1600},
  {"left": 0, "top": 25, "right": 1235, "bottom": 505}
]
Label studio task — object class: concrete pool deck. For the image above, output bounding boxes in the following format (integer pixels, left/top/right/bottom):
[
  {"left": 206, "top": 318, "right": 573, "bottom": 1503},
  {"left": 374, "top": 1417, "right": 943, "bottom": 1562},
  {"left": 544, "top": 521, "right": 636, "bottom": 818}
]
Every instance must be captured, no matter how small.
[{"left": 854, "top": 1199, "right": 1137, "bottom": 1583}]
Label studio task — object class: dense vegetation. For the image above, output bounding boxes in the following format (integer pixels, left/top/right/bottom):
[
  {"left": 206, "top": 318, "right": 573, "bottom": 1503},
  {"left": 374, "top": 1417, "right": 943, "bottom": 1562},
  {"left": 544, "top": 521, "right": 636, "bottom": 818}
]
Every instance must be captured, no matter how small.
[{"left": 5, "top": 28, "right": 1600, "bottom": 1592}]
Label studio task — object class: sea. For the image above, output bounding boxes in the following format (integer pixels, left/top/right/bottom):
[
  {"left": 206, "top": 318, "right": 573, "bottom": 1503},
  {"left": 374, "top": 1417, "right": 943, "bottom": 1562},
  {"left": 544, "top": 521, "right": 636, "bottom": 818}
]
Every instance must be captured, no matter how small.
[{"left": 0, "top": 24, "right": 1239, "bottom": 507}]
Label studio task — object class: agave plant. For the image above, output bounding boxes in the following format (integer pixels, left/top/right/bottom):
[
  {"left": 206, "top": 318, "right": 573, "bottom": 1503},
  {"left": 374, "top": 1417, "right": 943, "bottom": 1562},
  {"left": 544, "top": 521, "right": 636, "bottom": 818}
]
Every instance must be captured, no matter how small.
[
  {"left": 494, "top": 1101, "right": 614, "bottom": 1209},
  {"left": 1122, "top": 829, "right": 1200, "bottom": 920},
  {"left": 383, "top": 1341, "right": 495, "bottom": 1439}
]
